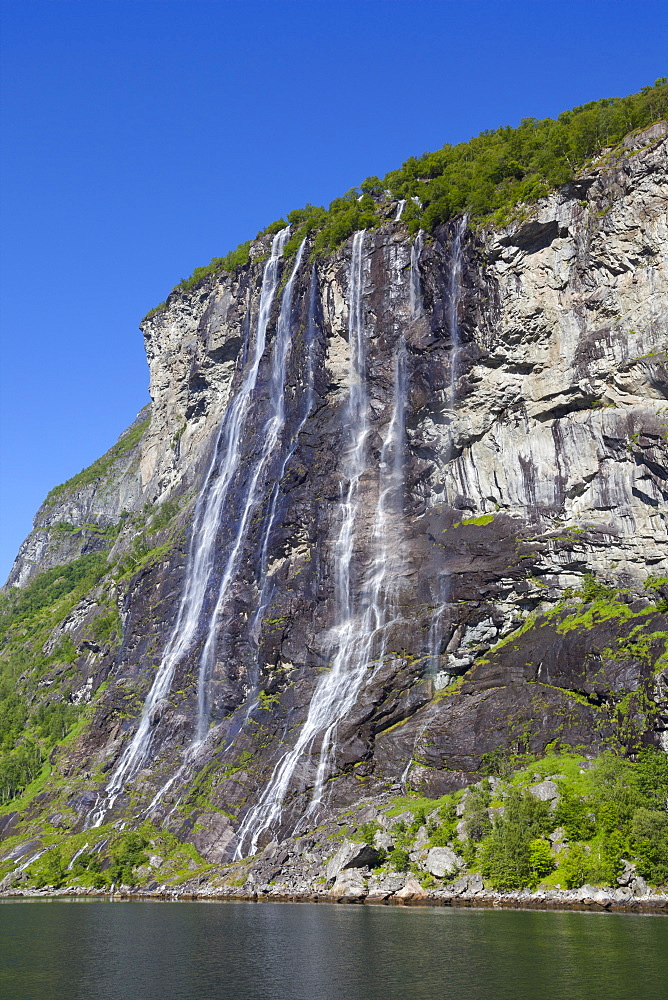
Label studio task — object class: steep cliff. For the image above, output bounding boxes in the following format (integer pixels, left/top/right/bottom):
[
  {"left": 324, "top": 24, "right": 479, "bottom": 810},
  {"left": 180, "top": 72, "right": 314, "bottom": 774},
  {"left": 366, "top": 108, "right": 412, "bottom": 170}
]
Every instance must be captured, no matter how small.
[{"left": 1, "top": 118, "right": 667, "bottom": 893}]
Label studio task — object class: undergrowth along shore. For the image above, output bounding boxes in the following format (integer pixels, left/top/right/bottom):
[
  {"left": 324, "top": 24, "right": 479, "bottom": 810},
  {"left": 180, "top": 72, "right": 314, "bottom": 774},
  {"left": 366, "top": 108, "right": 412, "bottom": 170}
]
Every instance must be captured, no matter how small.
[{"left": 2, "top": 749, "right": 667, "bottom": 899}]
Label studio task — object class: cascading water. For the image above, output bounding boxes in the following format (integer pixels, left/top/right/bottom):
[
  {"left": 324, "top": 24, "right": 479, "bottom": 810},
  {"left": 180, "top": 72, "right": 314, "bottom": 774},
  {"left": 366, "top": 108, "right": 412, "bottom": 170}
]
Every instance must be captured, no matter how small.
[
  {"left": 89, "top": 228, "right": 290, "bottom": 826},
  {"left": 236, "top": 229, "right": 409, "bottom": 856},
  {"left": 195, "top": 237, "right": 307, "bottom": 741},
  {"left": 146, "top": 238, "right": 311, "bottom": 817},
  {"left": 447, "top": 216, "right": 466, "bottom": 396},
  {"left": 409, "top": 230, "right": 424, "bottom": 319},
  {"left": 246, "top": 265, "right": 320, "bottom": 691}
]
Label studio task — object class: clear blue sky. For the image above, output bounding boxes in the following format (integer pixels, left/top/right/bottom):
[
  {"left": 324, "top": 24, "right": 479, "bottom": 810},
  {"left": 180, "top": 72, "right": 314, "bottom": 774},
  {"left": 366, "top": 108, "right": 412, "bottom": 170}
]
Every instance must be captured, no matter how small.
[{"left": 1, "top": 0, "right": 666, "bottom": 582}]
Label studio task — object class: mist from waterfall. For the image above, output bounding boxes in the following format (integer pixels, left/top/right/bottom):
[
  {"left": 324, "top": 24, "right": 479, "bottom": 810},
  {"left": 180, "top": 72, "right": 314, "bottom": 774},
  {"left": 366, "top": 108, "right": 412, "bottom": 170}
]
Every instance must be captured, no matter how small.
[
  {"left": 89, "top": 228, "right": 289, "bottom": 826},
  {"left": 236, "top": 229, "right": 410, "bottom": 856}
]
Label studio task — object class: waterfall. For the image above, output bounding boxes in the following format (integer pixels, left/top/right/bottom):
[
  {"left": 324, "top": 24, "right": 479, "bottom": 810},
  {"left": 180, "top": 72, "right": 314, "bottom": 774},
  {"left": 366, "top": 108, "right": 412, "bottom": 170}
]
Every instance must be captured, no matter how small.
[
  {"left": 195, "top": 237, "right": 307, "bottom": 741},
  {"left": 429, "top": 217, "right": 466, "bottom": 687},
  {"left": 89, "top": 228, "right": 290, "bottom": 826},
  {"left": 409, "top": 230, "right": 423, "bottom": 319},
  {"left": 236, "top": 229, "right": 409, "bottom": 856},
  {"left": 395, "top": 199, "right": 406, "bottom": 221},
  {"left": 246, "top": 265, "right": 320, "bottom": 690},
  {"left": 145, "top": 241, "right": 314, "bottom": 819}
]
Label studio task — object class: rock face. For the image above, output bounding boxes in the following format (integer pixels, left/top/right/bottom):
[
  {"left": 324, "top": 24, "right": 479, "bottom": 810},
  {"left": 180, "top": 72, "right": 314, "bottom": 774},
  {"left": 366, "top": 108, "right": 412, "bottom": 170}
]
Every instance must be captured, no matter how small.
[
  {"left": 3, "top": 125, "right": 668, "bottom": 860},
  {"left": 326, "top": 841, "right": 380, "bottom": 880},
  {"left": 425, "top": 847, "right": 463, "bottom": 878}
]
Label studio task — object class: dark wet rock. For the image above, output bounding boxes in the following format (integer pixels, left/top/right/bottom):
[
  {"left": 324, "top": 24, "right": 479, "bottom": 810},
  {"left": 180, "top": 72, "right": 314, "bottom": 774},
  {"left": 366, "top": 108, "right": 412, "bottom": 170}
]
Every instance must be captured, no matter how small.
[{"left": 2, "top": 133, "right": 667, "bottom": 869}]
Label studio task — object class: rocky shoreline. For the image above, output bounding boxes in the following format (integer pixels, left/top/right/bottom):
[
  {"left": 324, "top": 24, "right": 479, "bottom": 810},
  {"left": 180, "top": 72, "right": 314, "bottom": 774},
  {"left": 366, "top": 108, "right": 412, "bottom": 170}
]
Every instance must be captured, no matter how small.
[{"left": 4, "top": 880, "right": 667, "bottom": 915}]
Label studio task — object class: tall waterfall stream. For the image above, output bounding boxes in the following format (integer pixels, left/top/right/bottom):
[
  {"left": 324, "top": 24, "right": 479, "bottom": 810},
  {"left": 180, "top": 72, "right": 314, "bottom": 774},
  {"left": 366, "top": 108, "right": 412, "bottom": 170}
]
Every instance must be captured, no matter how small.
[
  {"left": 90, "top": 229, "right": 291, "bottom": 826},
  {"left": 236, "top": 229, "right": 412, "bottom": 855},
  {"left": 90, "top": 223, "right": 464, "bottom": 847}
]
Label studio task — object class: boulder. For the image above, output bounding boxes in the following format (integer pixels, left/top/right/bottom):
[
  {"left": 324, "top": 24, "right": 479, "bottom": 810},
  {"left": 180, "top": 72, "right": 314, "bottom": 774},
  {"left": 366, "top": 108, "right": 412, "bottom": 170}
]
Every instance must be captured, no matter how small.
[
  {"left": 450, "top": 874, "right": 470, "bottom": 895},
  {"left": 326, "top": 840, "right": 380, "bottom": 880},
  {"left": 425, "top": 846, "right": 463, "bottom": 878},
  {"left": 631, "top": 876, "right": 649, "bottom": 897},
  {"left": 413, "top": 825, "right": 430, "bottom": 849},
  {"left": 468, "top": 872, "right": 484, "bottom": 894},
  {"left": 394, "top": 878, "right": 427, "bottom": 902},
  {"left": 329, "top": 870, "right": 367, "bottom": 902},
  {"left": 529, "top": 779, "right": 560, "bottom": 803},
  {"left": 449, "top": 871, "right": 483, "bottom": 895},
  {"left": 617, "top": 860, "right": 636, "bottom": 886},
  {"left": 373, "top": 830, "right": 394, "bottom": 852}
]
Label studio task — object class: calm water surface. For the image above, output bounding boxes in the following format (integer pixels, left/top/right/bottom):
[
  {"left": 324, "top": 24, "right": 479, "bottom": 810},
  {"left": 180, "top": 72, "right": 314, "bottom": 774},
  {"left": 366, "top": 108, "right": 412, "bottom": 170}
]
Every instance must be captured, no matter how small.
[{"left": 0, "top": 900, "right": 666, "bottom": 1000}]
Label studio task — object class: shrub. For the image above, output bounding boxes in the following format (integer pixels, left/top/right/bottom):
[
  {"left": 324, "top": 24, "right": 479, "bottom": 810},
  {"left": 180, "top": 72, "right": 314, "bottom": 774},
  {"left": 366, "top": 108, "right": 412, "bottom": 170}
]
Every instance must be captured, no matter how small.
[
  {"left": 0, "top": 552, "right": 110, "bottom": 633},
  {"left": 108, "top": 832, "right": 149, "bottom": 886},
  {"left": 0, "top": 740, "right": 43, "bottom": 804},
  {"left": 388, "top": 847, "right": 410, "bottom": 872},
  {"left": 479, "top": 789, "right": 552, "bottom": 890},
  {"left": 631, "top": 808, "right": 668, "bottom": 885},
  {"left": 528, "top": 839, "right": 555, "bottom": 883},
  {"left": 462, "top": 784, "right": 492, "bottom": 842},
  {"left": 31, "top": 848, "right": 67, "bottom": 889},
  {"left": 554, "top": 789, "right": 596, "bottom": 841},
  {"left": 33, "top": 701, "right": 78, "bottom": 746}
]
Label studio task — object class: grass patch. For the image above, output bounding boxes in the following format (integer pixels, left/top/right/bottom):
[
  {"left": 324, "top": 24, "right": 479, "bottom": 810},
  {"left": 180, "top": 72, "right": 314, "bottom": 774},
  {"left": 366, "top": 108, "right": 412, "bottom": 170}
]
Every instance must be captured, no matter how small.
[{"left": 44, "top": 417, "right": 150, "bottom": 506}]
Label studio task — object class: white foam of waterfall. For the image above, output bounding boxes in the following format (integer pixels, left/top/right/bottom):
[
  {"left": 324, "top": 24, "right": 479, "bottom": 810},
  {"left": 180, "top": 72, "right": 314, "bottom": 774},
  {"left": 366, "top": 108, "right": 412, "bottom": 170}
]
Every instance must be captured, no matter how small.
[
  {"left": 89, "top": 228, "right": 290, "bottom": 827},
  {"left": 144, "top": 237, "right": 308, "bottom": 819},
  {"left": 67, "top": 843, "right": 89, "bottom": 870},
  {"left": 400, "top": 717, "right": 430, "bottom": 793},
  {"left": 195, "top": 237, "right": 306, "bottom": 741},
  {"left": 247, "top": 265, "right": 320, "bottom": 688},
  {"left": 395, "top": 199, "right": 406, "bottom": 221},
  {"left": 234, "top": 231, "right": 369, "bottom": 855},
  {"left": 409, "top": 230, "right": 424, "bottom": 319},
  {"left": 236, "top": 229, "right": 409, "bottom": 855}
]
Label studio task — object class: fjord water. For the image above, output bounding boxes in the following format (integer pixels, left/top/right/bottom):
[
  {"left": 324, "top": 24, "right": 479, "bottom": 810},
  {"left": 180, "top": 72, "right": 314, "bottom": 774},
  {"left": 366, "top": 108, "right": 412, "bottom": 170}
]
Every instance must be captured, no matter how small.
[{"left": 1, "top": 902, "right": 666, "bottom": 1000}]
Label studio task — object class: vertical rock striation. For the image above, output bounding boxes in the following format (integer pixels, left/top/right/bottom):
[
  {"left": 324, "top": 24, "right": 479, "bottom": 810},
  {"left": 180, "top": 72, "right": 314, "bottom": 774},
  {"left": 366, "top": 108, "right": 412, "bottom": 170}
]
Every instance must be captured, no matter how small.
[{"left": 3, "top": 125, "right": 668, "bottom": 859}]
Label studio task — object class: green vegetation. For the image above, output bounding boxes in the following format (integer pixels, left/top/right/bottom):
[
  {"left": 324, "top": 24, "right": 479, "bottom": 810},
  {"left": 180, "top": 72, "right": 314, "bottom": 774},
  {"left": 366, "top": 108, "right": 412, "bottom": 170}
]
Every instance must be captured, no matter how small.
[
  {"left": 479, "top": 788, "right": 553, "bottom": 889},
  {"left": 0, "top": 552, "right": 109, "bottom": 633},
  {"left": 0, "top": 551, "right": 119, "bottom": 806},
  {"left": 382, "top": 78, "right": 667, "bottom": 232},
  {"left": 148, "top": 79, "right": 667, "bottom": 315},
  {"left": 383, "top": 749, "right": 668, "bottom": 892},
  {"left": 107, "top": 831, "right": 150, "bottom": 885},
  {"left": 45, "top": 416, "right": 150, "bottom": 505},
  {"left": 10, "top": 821, "right": 212, "bottom": 891},
  {"left": 163, "top": 240, "right": 252, "bottom": 303},
  {"left": 90, "top": 608, "right": 122, "bottom": 645},
  {"left": 0, "top": 740, "right": 43, "bottom": 805},
  {"left": 454, "top": 514, "right": 496, "bottom": 528}
]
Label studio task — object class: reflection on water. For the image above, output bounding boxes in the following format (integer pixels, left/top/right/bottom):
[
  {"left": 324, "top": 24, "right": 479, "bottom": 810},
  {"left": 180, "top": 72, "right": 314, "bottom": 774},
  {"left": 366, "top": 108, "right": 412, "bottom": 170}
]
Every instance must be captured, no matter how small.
[{"left": 1, "top": 900, "right": 666, "bottom": 1000}]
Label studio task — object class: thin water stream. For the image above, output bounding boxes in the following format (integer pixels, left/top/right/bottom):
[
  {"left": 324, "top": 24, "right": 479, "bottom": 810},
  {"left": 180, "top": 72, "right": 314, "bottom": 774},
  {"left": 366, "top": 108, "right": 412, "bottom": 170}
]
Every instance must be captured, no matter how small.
[
  {"left": 237, "top": 228, "right": 412, "bottom": 853},
  {"left": 90, "top": 229, "right": 290, "bottom": 826}
]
